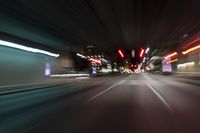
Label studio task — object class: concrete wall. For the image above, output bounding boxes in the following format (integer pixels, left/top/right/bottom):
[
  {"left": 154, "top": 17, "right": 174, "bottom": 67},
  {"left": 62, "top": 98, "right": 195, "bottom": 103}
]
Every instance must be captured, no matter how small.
[{"left": 0, "top": 46, "right": 73, "bottom": 86}]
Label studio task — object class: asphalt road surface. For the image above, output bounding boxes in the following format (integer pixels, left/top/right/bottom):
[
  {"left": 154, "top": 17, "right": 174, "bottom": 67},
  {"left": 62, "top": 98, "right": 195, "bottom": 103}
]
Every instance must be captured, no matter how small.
[{"left": 0, "top": 74, "right": 200, "bottom": 133}]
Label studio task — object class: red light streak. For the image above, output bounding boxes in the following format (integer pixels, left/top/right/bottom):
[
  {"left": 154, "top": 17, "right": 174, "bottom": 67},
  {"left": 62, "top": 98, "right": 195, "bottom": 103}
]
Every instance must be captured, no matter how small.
[
  {"left": 118, "top": 50, "right": 124, "bottom": 58},
  {"left": 183, "top": 38, "right": 200, "bottom": 49},
  {"left": 182, "top": 44, "right": 200, "bottom": 55},
  {"left": 89, "top": 58, "right": 101, "bottom": 64},
  {"left": 140, "top": 49, "right": 144, "bottom": 57},
  {"left": 165, "top": 52, "right": 177, "bottom": 60}
]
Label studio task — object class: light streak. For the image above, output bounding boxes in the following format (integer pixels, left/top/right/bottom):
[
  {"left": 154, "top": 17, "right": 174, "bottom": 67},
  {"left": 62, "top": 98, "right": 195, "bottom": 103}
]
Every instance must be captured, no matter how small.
[
  {"left": 118, "top": 50, "right": 124, "bottom": 58},
  {"left": 166, "top": 59, "right": 178, "bottom": 64},
  {"left": 165, "top": 52, "right": 177, "bottom": 60},
  {"left": 0, "top": 40, "right": 59, "bottom": 57},
  {"left": 89, "top": 58, "right": 101, "bottom": 64},
  {"left": 140, "top": 49, "right": 144, "bottom": 57},
  {"left": 182, "top": 44, "right": 200, "bottom": 55}
]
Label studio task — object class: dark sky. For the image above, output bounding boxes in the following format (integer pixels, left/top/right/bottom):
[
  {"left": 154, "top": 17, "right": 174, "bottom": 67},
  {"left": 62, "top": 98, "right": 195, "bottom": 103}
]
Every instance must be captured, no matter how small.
[{"left": 0, "top": 0, "right": 200, "bottom": 55}]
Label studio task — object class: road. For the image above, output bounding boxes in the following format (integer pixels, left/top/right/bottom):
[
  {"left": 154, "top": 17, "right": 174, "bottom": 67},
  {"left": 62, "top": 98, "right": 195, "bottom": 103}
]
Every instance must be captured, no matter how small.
[{"left": 0, "top": 74, "right": 200, "bottom": 133}]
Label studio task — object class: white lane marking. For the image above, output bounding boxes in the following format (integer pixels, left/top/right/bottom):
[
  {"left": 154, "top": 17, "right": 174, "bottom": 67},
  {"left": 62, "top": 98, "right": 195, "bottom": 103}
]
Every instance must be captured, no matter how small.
[
  {"left": 83, "top": 80, "right": 124, "bottom": 104},
  {"left": 147, "top": 84, "right": 173, "bottom": 113}
]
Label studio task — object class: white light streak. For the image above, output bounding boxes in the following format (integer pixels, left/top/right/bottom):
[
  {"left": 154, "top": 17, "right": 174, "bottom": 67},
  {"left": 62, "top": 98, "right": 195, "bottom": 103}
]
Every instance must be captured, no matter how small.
[
  {"left": 145, "top": 48, "right": 150, "bottom": 54},
  {"left": 50, "top": 74, "right": 89, "bottom": 78},
  {"left": 177, "top": 62, "right": 195, "bottom": 68},
  {"left": 0, "top": 40, "right": 60, "bottom": 57},
  {"left": 76, "top": 53, "right": 87, "bottom": 59}
]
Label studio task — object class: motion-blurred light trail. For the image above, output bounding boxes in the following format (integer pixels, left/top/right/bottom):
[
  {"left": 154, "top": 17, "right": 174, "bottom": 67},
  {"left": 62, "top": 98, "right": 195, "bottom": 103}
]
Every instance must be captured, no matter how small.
[
  {"left": 177, "top": 62, "right": 195, "bottom": 68},
  {"left": 165, "top": 52, "right": 177, "bottom": 60},
  {"left": 50, "top": 74, "right": 89, "bottom": 77},
  {"left": 118, "top": 50, "right": 124, "bottom": 58},
  {"left": 0, "top": 40, "right": 60, "bottom": 57},
  {"left": 182, "top": 44, "right": 200, "bottom": 55},
  {"left": 166, "top": 59, "right": 178, "bottom": 64},
  {"left": 145, "top": 48, "right": 150, "bottom": 54},
  {"left": 76, "top": 53, "right": 87, "bottom": 59},
  {"left": 140, "top": 49, "right": 144, "bottom": 57},
  {"left": 89, "top": 58, "right": 101, "bottom": 64}
]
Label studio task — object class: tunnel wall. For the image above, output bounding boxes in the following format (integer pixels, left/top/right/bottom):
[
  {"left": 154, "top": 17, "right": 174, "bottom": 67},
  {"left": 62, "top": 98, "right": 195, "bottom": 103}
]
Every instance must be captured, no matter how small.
[{"left": 0, "top": 46, "right": 73, "bottom": 86}]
